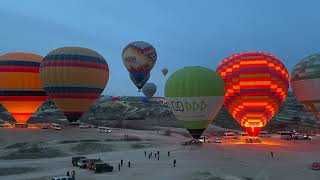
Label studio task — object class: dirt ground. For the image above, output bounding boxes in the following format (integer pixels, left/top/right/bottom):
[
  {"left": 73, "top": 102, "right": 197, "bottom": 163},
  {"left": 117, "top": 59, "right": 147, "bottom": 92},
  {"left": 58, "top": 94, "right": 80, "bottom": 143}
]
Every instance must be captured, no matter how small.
[{"left": 0, "top": 127, "right": 319, "bottom": 180}]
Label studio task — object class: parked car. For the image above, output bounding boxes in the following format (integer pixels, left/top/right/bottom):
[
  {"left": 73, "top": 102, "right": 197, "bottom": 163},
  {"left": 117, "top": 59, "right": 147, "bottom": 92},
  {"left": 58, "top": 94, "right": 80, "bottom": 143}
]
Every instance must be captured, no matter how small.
[
  {"left": 79, "top": 124, "right": 90, "bottom": 129},
  {"left": 98, "top": 127, "right": 111, "bottom": 133},
  {"left": 215, "top": 138, "right": 222, "bottom": 143},
  {"left": 88, "top": 159, "right": 103, "bottom": 170},
  {"left": 77, "top": 159, "right": 89, "bottom": 169},
  {"left": 223, "top": 132, "right": 237, "bottom": 139},
  {"left": 312, "top": 162, "right": 320, "bottom": 170},
  {"left": 94, "top": 163, "right": 113, "bottom": 173},
  {"left": 72, "top": 156, "right": 86, "bottom": 166},
  {"left": 51, "top": 123, "right": 61, "bottom": 130},
  {"left": 52, "top": 176, "right": 72, "bottom": 180}
]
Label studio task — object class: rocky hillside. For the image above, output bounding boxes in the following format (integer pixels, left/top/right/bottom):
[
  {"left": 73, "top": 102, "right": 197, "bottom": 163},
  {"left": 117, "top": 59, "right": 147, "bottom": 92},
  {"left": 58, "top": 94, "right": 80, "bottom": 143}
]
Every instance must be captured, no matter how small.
[{"left": 0, "top": 92, "right": 319, "bottom": 132}]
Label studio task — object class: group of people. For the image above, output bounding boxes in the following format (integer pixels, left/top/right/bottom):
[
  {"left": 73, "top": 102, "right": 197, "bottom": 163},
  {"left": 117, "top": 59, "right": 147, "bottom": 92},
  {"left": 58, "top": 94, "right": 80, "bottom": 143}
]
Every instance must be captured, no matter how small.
[
  {"left": 66, "top": 170, "right": 76, "bottom": 180},
  {"left": 118, "top": 159, "right": 131, "bottom": 172},
  {"left": 144, "top": 150, "right": 176, "bottom": 167}
]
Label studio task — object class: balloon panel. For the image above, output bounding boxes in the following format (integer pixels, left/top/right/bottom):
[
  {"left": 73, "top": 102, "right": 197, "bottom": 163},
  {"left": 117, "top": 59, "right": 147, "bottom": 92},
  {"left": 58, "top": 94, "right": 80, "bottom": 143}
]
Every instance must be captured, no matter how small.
[
  {"left": 291, "top": 54, "right": 320, "bottom": 122},
  {"left": 217, "top": 52, "right": 289, "bottom": 137},
  {"left": 165, "top": 66, "right": 225, "bottom": 139},
  {"left": 40, "top": 47, "right": 109, "bottom": 122},
  {"left": 0, "top": 53, "right": 48, "bottom": 123},
  {"left": 130, "top": 73, "right": 150, "bottom": 90}
]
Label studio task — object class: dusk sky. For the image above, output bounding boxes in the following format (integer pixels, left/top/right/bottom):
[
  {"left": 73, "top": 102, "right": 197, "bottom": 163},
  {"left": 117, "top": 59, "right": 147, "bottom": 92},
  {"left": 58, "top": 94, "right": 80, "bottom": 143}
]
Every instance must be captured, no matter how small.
[{"left": 1, "top": 0, "right": 320, "bottom": 96}]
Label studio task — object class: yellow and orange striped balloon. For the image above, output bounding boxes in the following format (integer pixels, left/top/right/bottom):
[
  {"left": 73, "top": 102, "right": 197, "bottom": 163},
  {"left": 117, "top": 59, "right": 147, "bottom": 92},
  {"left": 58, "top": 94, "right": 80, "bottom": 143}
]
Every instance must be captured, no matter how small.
[
  {"left": 40, "top": 47, "right": 109, "bottom": 122},
  {"left": 0, "top": 53, "right": 48, "bottom": 123}
]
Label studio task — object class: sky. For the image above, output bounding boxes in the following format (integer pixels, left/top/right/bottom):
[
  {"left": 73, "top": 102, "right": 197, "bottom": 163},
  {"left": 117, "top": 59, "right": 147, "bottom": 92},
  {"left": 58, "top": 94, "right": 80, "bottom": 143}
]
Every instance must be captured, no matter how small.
[{"left": 0, "top": 0, "right": 320, "bottom": 96}]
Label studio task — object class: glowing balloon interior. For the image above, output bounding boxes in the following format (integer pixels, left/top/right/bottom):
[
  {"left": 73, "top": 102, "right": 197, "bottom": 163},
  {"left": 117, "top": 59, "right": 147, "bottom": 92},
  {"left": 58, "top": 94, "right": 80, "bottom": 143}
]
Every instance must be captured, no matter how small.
[
  {"left": 217, "top": 52, "right": 289, "bottom": 137},
  {"left": 0, "top": 53, "right": 48, "bottom": 123}
]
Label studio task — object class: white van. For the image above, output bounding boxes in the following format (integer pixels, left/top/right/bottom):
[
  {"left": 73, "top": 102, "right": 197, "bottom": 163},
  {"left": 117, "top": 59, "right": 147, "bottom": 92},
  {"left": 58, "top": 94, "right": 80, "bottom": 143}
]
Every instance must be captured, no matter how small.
[
  {"left": 223, "top": 132, "right": 237, "bottom": 139},
  {"left": 51, "top": 123, "right": 61, "bottom": 130},
  {"left": 98, "top": 126, "right": 111, "bottom": 133},
  {"left": 52, "top": 176, "right": 72, "bottom": 180}
]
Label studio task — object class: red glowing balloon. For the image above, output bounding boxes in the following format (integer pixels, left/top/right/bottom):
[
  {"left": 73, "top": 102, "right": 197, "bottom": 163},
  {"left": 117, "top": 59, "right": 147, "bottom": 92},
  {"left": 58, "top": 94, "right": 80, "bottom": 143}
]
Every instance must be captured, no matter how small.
[{"left": 216, "top": 52, "right": 289, "bottom": 137}]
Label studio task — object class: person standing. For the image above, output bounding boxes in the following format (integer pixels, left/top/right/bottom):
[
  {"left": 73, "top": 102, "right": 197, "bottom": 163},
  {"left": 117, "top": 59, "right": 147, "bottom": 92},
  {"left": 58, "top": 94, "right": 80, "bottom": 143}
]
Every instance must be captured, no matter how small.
[
  {"left": 271, "top": 151, "right": 274, "bottom": 159},
  {"left": 128, "top": 161, "right": 131, "bottom": 168},
  {"left": 157, "top": 151, "right": 160, "bottom": 156},
  {"left": 168, "top": 151, "right": 170, "bottom": 157},
  {"left": 66, "top": 171, "right": 70, "bottom": 176},
  {"left": 71, "top": 170, "right": 76, "bottom": 180},
  {"left": 121, "top": 160, "right": 123, "bottom": 166},
  {"left": 118, "top": 164, "right": 121, "bottom": 172},
  {"left": 173, "top": 159, "right": 176, "bottom": 167},
  {"left": 144, "top": 151, "right": 146, "bottom": 157}
]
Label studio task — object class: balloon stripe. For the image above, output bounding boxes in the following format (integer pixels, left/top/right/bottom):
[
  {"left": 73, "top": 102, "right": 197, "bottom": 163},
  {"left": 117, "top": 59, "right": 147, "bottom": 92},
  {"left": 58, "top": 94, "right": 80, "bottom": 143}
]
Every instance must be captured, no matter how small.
[
  {"left": 43, "top": 54, "right": 107, "bottom": 65},
  {"left": 41, "top": 60, "right": 108, "bottom": 70},
  {"left": 49, "top": 93, "right": 100, "bottom": 99},
  {"left": 44, "top": 87, "right": 103, "bottom": 93},
  {"left": 0, "top": 66, "right": 39, "bottom": 73},
  {"left": 0, "top": 61, "right": 40, "bottom": 66},
  {"left": 0, "top": 91, "right": 47, "bottom": 96}
]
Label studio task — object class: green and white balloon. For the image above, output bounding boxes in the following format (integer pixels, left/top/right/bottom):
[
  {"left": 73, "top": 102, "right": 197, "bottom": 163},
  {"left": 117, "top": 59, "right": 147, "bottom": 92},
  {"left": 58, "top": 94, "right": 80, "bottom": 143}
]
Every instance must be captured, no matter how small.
[{"left": 165, "top": 66, "right": 225, "bottom": 139}]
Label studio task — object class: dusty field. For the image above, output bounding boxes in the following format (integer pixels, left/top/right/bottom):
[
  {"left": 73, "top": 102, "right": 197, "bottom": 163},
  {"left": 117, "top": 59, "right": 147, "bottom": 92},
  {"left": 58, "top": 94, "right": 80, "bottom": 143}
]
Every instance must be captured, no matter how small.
[{"left": 0, "top": 127, "right": 319, "bottom": 180}]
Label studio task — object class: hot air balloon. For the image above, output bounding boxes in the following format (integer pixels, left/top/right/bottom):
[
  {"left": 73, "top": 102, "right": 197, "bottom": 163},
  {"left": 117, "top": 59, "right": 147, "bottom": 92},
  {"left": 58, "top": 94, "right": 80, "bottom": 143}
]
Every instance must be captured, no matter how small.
[
  {"left": 142, "top": 82, "right": 157, "bottom": 99},
  {"left": 122, "top": 41, "right": 157, "bottom": 91},
  {"left": 291, "top": 54, "right": 320, "bottom": 123},
  {"left": 40, "top": 47, "right": 109, "bottom": 122},
  {"left": 165, "top": 66, "right": 225, "bottom": 139},
  {"left": 216, "top": 52, "right": 289, "bottom": 137},
  {"left": 129, "top": 73, "right": 150, "bottom": 90},
  {"left": 0, "top": 53, "right": 48, "bottom": 124},
  {"left": 161, "top": 68, "right": 168, "bottom": 76}
]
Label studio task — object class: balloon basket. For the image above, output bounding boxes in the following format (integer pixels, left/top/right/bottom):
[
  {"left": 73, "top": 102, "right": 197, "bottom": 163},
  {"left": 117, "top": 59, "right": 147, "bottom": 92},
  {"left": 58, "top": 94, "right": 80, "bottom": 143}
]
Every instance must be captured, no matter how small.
[
  {"left": 245, "top": 137, "right": 262, "bottom": 143},
  {"left": 14, "top": 123, "right": 28, "bottom": 128}
]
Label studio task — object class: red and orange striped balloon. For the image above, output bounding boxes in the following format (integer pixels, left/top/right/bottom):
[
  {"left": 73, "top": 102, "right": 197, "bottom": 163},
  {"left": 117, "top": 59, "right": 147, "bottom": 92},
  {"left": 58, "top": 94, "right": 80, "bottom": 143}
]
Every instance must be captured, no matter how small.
[
  {"left": 0, "top": 53, "right": 48, "bottom": 124},
  {"left": 216, "top": 52, "right": 289, "bottom": 137}
]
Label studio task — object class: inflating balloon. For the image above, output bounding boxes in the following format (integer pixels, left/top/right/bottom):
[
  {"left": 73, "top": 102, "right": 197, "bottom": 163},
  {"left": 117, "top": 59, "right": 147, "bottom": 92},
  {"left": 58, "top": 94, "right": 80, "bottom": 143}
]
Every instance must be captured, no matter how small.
[
  {"left": 0, "top": 53, "right": 48, "bottom": 124},
  {"left": 217, "top": 52, "right": 289, "bottom": 137},
  {"left": 130, "top": 73, "right": 150, "bottom": 90},
  {"left": 142, "top": 82, "right": 157, "bottom": 99},
  {"left": 122, "top": 41, "right": 157, "bottom": 91},
  {"left": 40, "top": 47, "right": 109, "bottom": 122},
  {"left": 165, "top": 66, "right": 225, "bottom": 139},
  {"left": 291, "top": 54, "right": 320, "bottom": 123},
  {"left": 161, "top": 68, "right": 168, "bottom": 76}
]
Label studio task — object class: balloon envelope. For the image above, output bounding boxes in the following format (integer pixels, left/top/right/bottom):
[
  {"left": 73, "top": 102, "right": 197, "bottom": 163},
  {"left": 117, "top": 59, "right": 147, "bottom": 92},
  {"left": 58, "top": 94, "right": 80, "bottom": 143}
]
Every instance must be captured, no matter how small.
[
  {"left": 216, "top": 52, "right": 289, "bottom": 137},
  {"left": 0, "top": 53, "right": 48, "bottom": 123},
  {"left": 40, "top": 47, "right": 109, "bottom": 122},
  {"left": 122, "top": 41, "right": 157, "bottom": 90},
  {"left": 165, "top": 66, "right": 225, "bottom": 139},
  {"left": 130, "top": 73, "right": 150, "bottom": 90},
  {"left": 142, "top": 82, "right": 157, "bottom": 99},
  {"left": 161, "top": 68, "right": 168, "bottom": 76},
  {"left": 291, "top": 54, "right": 320, "bottom": 123}
]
